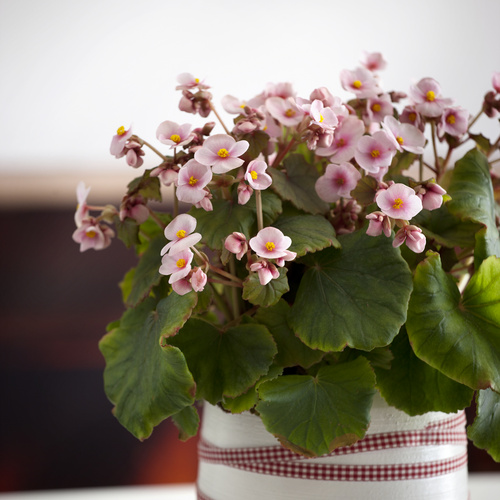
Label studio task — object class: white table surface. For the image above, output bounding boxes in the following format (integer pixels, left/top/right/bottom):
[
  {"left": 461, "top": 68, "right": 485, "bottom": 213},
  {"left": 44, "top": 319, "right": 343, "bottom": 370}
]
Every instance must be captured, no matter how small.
[{"left": 0, "top": 475, "right": 498, "bottom": 499}]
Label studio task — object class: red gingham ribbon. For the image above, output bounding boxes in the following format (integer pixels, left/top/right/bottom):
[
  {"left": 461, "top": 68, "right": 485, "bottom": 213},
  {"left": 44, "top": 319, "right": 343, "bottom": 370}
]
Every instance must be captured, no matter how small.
[{"left": 197, "top": 411, "right": 467, "bottom": 489}]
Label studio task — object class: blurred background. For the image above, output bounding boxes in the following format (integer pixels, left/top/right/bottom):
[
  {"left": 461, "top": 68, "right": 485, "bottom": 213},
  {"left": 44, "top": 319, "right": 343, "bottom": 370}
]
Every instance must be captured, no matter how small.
[{"left": 1, "top": 0, "right": 500, "bottom": 493}]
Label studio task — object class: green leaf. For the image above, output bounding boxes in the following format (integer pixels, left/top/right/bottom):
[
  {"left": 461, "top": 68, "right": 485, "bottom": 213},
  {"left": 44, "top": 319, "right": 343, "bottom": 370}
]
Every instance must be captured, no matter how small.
[
  {"left": 99, "top": 295, "right": 198, "bottom": 440},
  {"left": 413, "top": 204, "right": 483, "bottom": 249},
  {"left": 388, "top": 151, "right": 417, "bottom": 177},
  {"left": 468, "top": 389, "right": 500, "bottom": 462},
  {"left": 468, "top": 133, "right": 492, "bottom": 155},
  {"left": 255, "top": 300, "right": 324, "bottom": 368},
  {"left": 242, "top": 267, "right": 289, "bottom": 307},
  {"left": 124, "top": 235, "right": 165, "bottom": 307},
  {"left": 288, "top": 230, "right": 413, "bottom": 351},
  {"left": 407, "top": 252, "right": 500, "bottom": 392},
  {"left": 168, "top": 319, "right": 277, "bottom": 404},
  {"left": 191, "top": 199, "right": 255, "bottom": 250},
  {"left": 127, "top": 169, "right": 162, "bottom": 201},
  {"left": 273, "top": 214, "right": 340, "bottom": 257},
  {"left": 171, "top": 405, "right": 200, "bottom": 441},
  {"left": 269, "top": 154, "right": 329, "bottom": 215},
  {"left": 241, "top": 130, "right": 270, "bottom": 160},
  {"left": 256, "top": 357, "right": 376, "bottom": 457},
  {"left": 375, "top": 327, "right": 473, "bottom": 415},
  {"left": 446, "top": 148, "right": 500, "bottom": 267},
  {"left": 351, "top": 176, "right": 378, "bottom": 206},
  {"left": 246, "top": 190, "right": 283, "bottom": 227},
  {"left": 114, "top": 216, "right": 140, "bottom": 248}
]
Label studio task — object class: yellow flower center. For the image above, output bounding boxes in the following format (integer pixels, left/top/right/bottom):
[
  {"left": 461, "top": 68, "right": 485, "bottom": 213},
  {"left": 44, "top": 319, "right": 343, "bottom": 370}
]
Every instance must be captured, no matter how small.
[
  {"left": 170, "top": 134, "right": 181, "bottom": 143},
  {"left": 371, "top": 149, "right": 381, "bottom": 158},
  {"left": 408, "top": 112, "right": 417, "bottom": 122},
  {"left": 189, "top": 176, "right": 198, "bottom": 186},
  {"left": 194, "top": 78, "right": 200, "bottom": 83},
  {"left": 265, "top": 241, "right": 276, "bottom": 251},
  {"left": 176, "top": 258, "right": 186, "bottom": 268},
  {"left": 446, "top": 114, "right": 456, "bottom": 124},
  {"left": 86, "top": 230, "right": 97, "bottom": 238},
  {"left": 117, "top": 126, "right": 126, "bottom": 136},
  {"left": 251, "top": 170, "right": 258, "bottom": 180},
  {"left": 337, "top": 138, "right": 345, "bottom": 147},
  {"left": 176, "top": 229, "right": 187, "bottom": 239},
  {"left": 285, "top": 109, "right": 296, "bottom": 118},
  {"left": 217, "top": 148, "right": 230, "bottom": 158},
  {"left": 397, "top": 136, "right": 404, "bottom": 145},
  {"left": 319, "top": 113, "right": 324, "bottom": 123},
  {"left": 393, "top": 198, "right": 404, "bottom": 209},
  {"left": 352, "top": 80, "right": 362, "bottom": 89},
  {"left": 372, "top": 103, "right": 381, "bottom": 112},
  {"left": 426, "top": 90, "right": 435, "bottom": 102}
]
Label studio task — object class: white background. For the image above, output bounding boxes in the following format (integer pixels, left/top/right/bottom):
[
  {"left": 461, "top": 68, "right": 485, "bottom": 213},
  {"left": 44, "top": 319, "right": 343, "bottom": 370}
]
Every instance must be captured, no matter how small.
[{"left": 0, "top": 0, "right": 499, "bottom": 201}]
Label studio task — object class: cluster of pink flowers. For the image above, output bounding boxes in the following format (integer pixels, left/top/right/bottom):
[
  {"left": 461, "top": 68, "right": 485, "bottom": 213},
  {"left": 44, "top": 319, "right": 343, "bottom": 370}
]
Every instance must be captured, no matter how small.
[{"left": 73, "top": 53, "right": 500, "bottom": 296}]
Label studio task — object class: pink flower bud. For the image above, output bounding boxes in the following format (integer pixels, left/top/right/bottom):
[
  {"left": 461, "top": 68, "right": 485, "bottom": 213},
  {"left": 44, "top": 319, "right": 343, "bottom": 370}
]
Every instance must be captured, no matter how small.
[
  {"left": 237, "top": 181, "right": 253, "bottom": 205},
  {"left": 191, "top": 268, "right": 207, "bottom": 292},
  {"left": 249, "top": 259, "right": 280, "bottom": 286},
  {"left": 393, "top": 225, "right": 426, "bottom": 253},
  {"left": 225, "top": 232, "right": 248, "bottom": 260}
]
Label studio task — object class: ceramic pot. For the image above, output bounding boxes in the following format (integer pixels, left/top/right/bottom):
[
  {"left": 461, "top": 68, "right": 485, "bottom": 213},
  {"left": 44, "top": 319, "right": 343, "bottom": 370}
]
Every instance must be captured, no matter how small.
[{"left": 196, "top": 394, "right": 468, "bottom": 500}]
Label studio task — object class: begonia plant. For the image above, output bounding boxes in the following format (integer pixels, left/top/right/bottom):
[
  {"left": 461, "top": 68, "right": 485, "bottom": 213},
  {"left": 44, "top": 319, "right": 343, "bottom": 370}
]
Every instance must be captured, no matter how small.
[{"left": 73, "top": 54, "right": 500, "bottom": 460}]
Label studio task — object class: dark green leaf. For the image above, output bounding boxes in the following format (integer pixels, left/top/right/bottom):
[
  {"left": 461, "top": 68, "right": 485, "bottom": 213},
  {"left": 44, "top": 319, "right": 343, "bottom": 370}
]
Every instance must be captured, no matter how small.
[
  {"left": 407, "top": 252, "right": 500, "bottom": 392},
  {"left": 269, "top": 154, "right": 329, "bottom": 214},
  {"left": 256, "top": 357, "right": 376, "bottom": 457},
  {"left": 255, "top": 300, "right": 324, "bottom": 368},
  {"left": 99, "top": 295, "right": 198, "bottom": 440},
  {"left": 171, "top": 405, "right": 200, "bottom": 441},
  {"left": 288, "top": 230, "right": 413, "bottom": 351},
  {"left": 468, "top": 389, "right": 500, "bottom": 462},
  {"left": 446, "top": 148, "right": 500, "bottom": 267},
  {"left": 242, "top": 267, "right": 289, "bottom": 307},
  {"left": 114, "top": 216, "right": 140, "bottom": 248},
  {"left": 273, "top": 214, "right": 340, "bottom": 257},
  {"left": 241, "top": 130, "right": 270, "bottom": 160},
  {"left": 351, "top": 176, "right": 378, "bottom": 206},
  {"left": 168, "top": 319, "right": 277, "bottom": 404},
  {"left": 375, "top": 327, "right": 473, "bottom": 415},
  {"left": 246, "top": 190, "right": 283, "bottom": 227},
  {"left": 128, "top": 169, "right": 162, "bottom": 201}
]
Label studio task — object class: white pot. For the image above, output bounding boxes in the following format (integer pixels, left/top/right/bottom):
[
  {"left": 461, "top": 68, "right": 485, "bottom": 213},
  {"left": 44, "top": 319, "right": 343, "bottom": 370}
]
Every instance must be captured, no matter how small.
[{"left": 197, "top": 394, "right": 468, "bottom": 500}]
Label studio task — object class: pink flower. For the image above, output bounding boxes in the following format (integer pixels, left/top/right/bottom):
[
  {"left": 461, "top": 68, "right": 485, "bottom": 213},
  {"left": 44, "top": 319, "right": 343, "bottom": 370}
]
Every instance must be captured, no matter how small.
[
  {"left": 225, "top": 232, "right": 249, "bottom": 260},
  {"left": 159, "top": 248, "right": 194, "bottom": 284},
  {"left": 237, "top": 181, "right": 253, "bottom": 205},
  {"left": 393, "top": 225, "right": 426, "bottom": 253},
  {"left": 415, "top": 181, "right": 447, "bottom": 211},
  {"left": 176, "top": 73, "right": 209, "bottom": 91},
  {"left": 366, "top": 94, "right": 393, "bottom": 123},
  {"left": 172, "top": 267, "right": 208, "bottom": 295},
  {"left": 354, "top": 130, "right": 397, "bottom": 174},
  {"left": 382, "top": 116, "right": 425, "bottom": 154},
  {"left": 194, "top": 134, "right": 249, "bottom": 174},
  {"left": 74, "top": 181, "right": 91, "bottom": 227},
  {"left": 409, "top": 78, "right": 453, "bottom": 118},
  {"left": 123, "top": 140, "right": 145, "bottom": 168},
  {"left": 157, "top": 168, "right": 179, "bottom": 187},
  {"left": 366, "top": 211, "right": 392, "bottom": 237},
  {"left": 72, "top": 219, "right": 114, "bottom": 252},
  {"left": 492, "top": 72, "right": 500, "bottom": 94},
  {"left": 316, "top": 116, "right": 365, "bottom": 162},
  {"left": 376, "top": 183, "right": 423, "bottom": 220},
  {"left": 265, "top": 97, "right": 305, "bottom": 127},
  {"left": 194, "top": 191, "right": 213, "bottom": 212},
  {"left": 249, "top": 227, "right": 292, "bottom": 259},
  {"left": 400, "top": 106, "right": 425, "bottom": 132},
  {"left": 221, "top": 95, "right": 247, "bottom": 114},
  {"left": 245, "top": 160, "right": 272, "bottom": 190},
  {"left": 110, "top": 125, "right": 133, "bottom": 158},
  {"left": 309, "top": 100, "right": 339, "bottom": 130},
  {"left": 176, "top": 159, "right": 213, "bottom": 204},
  {"left": 120, "top": 196, "right": 149, "bottom": 224},
  {"left": 249, "top": 259, "right": 280, "bottom": 286},
  {"left": 360, "top": 51, "right": 387, "bottom": 72},
  {"left": 172, "top": 277, "right": 193, "bottom": 296},
  {"left": 191, "top": 267, "right": 208, "bottom": 292},
  {"left": 156, "top": 121, "right": 194, "bottom": 148},
  {"left": 340, "top": 67, "right": 381, "bottom": 98},
  {"left": 275, "top": 250, "right": 297, "bottom": 267},
  {"left": 309, "top": 87, "right": 337, "bottom": 108},
  {"left": 161, "top": 213, "right": 202, "bottom": 256},
  {"left": 438, "top": 107, "right": 469, "bottom": 138},
  {"left": 315, "top": 162, "right": 361, "bottom": 203}
]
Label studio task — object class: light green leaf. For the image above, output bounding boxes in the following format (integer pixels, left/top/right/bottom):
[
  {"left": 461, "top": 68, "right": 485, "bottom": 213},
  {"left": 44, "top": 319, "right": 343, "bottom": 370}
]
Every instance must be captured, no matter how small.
[
  {"left": 171, "top": 405, "right": 200, "bottom": 441},
  {"left": 242, "top": 267, "right": 289, "bottom": 307},
  {"left": 407, "top": 252, "right": 500, "bottom": 391},
  {"left": 256, "top": 357, "right": 376, "bottom": 457},
  {"left": 468, "top": 389, "right": 500, "bottom": 462},
  {"left": 269, "top": 154, "right": 329, "bottom": 215},
  {"left": 375, "top": 327, "right": 473, "bottom": 415},
  {"left": 99, "top": 294, "right": 198, "bottom": 440},
  {"left": 273, "top": 214, "right": 340, "bottom": 257},
  {"left": 167, "top": 319, "right": 277, "bottom": 404},
  {"left": 288, "top": 230, "right": 413, "bottom": 352}
]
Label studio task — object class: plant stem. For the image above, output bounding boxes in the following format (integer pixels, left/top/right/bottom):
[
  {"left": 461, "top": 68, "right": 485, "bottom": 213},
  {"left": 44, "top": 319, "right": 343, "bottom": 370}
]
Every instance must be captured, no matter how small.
[
  {"left": 272, "top": 136, "right": 296, "bottom": 168},
  {"left": 173, "top": 185, "right": 179, "bottom": 218},
  {"left": 418, "top": 155, "right": 424, "bottom": 182},
  {"left": 228, "top": 255, "right": 240, "bottom": 320},
  {"left": 468, "top": 109, "right": 483, "bottom": 131},
  {"left": 208, "top": 278, "right": 243, "bottom": 288},
  {"left": 209, "top": 263, "right": 243, "bottom": 283},
  {"left": 255, "top": 190, "right": 264, "bottom": 231},
  {"left": 208, "top": 283, "right": 233, "bottom": 323},
  {"left": 139, "top": 137, "right": 167, "bottom": 160},
  {"left": 209, "top": 101, "right": 230, "bottom": 135},
  {"left": 430, "top": 121, "right": 440, "bottom": 176},
  {"left": 148, "top": 207, "right": 166, "bottom": 230}
]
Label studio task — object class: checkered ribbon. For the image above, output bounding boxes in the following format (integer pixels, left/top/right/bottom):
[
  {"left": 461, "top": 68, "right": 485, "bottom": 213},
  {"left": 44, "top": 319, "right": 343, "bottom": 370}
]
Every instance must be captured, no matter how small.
[{"left": 197, "top": 411, "right": 467, "bottom": 490}]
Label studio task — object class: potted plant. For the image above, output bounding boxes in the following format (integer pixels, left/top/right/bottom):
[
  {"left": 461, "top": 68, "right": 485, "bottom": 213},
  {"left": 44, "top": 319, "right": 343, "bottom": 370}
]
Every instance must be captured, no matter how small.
[{"left": 73, "top": 54, "right": 500, "bottom": 499}]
